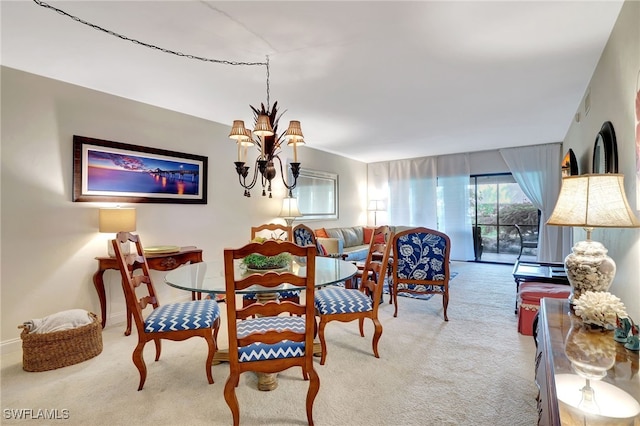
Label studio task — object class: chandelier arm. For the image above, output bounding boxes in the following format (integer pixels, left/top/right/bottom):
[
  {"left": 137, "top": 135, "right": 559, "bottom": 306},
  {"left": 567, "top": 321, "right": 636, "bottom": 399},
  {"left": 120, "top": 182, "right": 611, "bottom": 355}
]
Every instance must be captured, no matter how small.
[
  {"left": 32, "top": 0, "right": 267, "bottom": 68},
  {"left": 273, "top": 155, "right": 299, "bottom": 192},
  {"left": 235, "top": 159, "right": 261, "bottom": 192}
]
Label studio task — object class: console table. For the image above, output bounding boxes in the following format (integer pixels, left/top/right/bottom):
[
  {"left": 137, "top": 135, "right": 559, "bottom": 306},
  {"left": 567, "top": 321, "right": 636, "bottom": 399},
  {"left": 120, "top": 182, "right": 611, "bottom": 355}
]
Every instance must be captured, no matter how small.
[
  {"left": 535, "top": 298, "right": 639, "bottom": 425},
  {"left": 93, "top": 246, "right": 203, "bottom": 334}
]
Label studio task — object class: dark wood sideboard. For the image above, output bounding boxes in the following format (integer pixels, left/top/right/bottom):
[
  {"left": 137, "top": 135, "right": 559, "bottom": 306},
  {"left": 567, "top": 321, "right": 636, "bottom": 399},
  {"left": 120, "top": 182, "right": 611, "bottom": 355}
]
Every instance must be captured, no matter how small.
[{"left": 535, "top": 298, "right": 639, "bottom": 425}]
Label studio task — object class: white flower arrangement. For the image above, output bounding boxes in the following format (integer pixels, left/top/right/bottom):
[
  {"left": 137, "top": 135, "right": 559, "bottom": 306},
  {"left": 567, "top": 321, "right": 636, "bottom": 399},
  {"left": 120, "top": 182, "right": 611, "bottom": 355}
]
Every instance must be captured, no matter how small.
[{"left": 573, "top": 291, "right": 627, "bottom": 328}]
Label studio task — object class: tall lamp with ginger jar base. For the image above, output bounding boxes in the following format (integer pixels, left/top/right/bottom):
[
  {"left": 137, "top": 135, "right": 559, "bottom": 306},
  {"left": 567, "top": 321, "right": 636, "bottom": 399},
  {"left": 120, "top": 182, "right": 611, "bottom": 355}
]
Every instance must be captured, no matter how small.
[{"left": 546, "top": 174, "right": 640, "bottom": 302}]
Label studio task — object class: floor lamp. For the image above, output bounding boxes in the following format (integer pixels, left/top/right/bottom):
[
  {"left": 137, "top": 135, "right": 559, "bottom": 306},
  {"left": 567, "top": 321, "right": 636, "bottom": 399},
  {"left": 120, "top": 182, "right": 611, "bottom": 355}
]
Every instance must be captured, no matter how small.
[{"left": 368, "top": 200, "right": 385, "bottom": 226}]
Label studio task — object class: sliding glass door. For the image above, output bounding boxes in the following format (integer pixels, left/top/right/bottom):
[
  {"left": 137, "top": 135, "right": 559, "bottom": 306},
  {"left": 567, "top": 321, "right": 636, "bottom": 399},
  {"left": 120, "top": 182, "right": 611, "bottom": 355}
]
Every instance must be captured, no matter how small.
[{"left": 470, "top": 173, "right": 539, "bottom": 263}]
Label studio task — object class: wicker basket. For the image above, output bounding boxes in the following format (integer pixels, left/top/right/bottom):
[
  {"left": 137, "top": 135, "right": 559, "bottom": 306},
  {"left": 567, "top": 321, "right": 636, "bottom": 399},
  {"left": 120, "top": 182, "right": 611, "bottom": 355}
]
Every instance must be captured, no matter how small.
[{"left": 20, "top": 312, "right": 103, "bottom": 372}]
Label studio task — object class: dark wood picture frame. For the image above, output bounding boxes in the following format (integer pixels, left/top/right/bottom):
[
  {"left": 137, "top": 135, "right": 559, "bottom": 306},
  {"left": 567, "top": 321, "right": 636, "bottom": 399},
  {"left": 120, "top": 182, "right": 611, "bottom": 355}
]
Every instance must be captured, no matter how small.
[
  {"left": 73, "top": 135, "right": 208, "bottom": 203},
  {"left": 592, "top": 121, "right": 618, "bottom": 174}
]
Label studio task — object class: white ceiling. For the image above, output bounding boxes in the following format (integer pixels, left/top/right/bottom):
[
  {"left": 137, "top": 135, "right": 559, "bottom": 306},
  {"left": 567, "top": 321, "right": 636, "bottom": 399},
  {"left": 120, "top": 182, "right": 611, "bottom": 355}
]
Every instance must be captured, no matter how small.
[{"left": 1, "top": 0, "right": 624, "bottom": 163}]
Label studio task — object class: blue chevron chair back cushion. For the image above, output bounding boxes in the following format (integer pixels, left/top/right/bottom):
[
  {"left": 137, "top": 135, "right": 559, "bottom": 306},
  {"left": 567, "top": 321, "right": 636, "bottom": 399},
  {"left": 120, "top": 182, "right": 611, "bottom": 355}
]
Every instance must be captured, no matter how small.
[
  {"left": 236, "top": 316, "right": 306, "bottom": 362},
  {"left": 314, "top": 287, "right": 373, "bottom": 315},
  {"left": 144, "top": 299, "right": 220, "bottom": 333},
  {"left": 395, "top": 231, "right": 447, "bottom": 293}
]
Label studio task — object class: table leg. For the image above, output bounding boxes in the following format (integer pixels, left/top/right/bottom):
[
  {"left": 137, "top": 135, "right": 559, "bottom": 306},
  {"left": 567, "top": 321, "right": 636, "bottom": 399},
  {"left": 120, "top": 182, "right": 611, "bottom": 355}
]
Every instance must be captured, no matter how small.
[
  {"left": 92, "top": 270, "right": 107, "bottom": 328},
  {"left": 255, "top": 292, "right": 279, "bottom": 391}
]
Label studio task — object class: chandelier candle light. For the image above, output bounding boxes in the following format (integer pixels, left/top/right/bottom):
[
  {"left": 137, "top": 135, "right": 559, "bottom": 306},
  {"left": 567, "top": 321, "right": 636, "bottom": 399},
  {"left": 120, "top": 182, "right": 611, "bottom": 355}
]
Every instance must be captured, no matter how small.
[
  {"left": 546, "top": 174, "right": 640, "bottom": 302},
  {"left": 229, "top": 58, "right": 306, "bottom": 198}
]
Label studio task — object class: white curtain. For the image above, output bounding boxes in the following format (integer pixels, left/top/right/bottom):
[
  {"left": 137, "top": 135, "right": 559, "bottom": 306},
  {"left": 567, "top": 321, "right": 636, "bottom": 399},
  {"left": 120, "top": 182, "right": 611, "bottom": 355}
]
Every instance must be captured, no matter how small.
[
  {"left": 499, "top": 143, "right": 570, "bottom": 262},
  {"left": 437, "top": 154, "right": 475, "bottom": 261},
  {"left": 368, "top": 158, "right": 438, "bottom": 228}
]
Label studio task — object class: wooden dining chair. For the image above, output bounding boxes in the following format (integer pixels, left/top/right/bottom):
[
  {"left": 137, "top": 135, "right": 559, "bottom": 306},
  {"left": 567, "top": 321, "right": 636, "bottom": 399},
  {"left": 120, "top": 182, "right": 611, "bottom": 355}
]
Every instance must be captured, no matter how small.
[
  {"left": 250, "top": 223, "right": 292, "bottom": 242},
  {"left": 314, "top": 226, "right": 393, "bottom": 365},
  {"left": 223, "top": 240, "right": 319, "bottom": 426},
  {"left": 352, "top": 226, "right": 392, "bottom": 289},
  {"left": 112, "top": 232, "right": 221, "bottom": 391},
  {"left": 244, "top": 223, "right": 297, "bottom": 308},
  {"left": 390, "top": 227, "right": 451, "bottom": 321}
]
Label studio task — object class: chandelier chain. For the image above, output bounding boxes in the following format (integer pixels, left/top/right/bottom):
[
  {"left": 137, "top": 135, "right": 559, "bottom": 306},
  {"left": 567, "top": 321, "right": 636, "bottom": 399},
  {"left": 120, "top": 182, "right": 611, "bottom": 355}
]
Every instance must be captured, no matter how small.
[
  {"left": 266, "top": 56, "right": 270, "bottom": 111},
  {"left": 32, "top": 0, "right": 268, "bottom": 68}
]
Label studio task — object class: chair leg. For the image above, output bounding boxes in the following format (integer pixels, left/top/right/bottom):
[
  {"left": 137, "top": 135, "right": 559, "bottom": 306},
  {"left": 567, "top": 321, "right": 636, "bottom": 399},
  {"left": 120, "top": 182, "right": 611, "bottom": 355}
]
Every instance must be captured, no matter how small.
[
  {"left": 371, "top": 318, "right": 382, "bottom": 358},
  {"left": 358, "top": 317, "right": 365, "bottom": 337},
  {"left": 224, "top": 374, "right": 240, "bottom": 426},
  {"left": 204, "top": 333, "right": 215, "bottom": 385},
  {"left": 153, "top": 338, "right": 162, "bottom": 361},
  {"left": 133, "top": 341, "right": 147, "bottom": 391},
  {"left": 306, "top": 365, "right": 320, "bottom": 426},
  {"left": 442, "top": 292, "right": 449, "bottom": 322},
  {"left": 317, "top": 317, "right": 328, "bottom": 366},
  {"left": 392, "top": 283, "right": 399, "bottom": 317}
]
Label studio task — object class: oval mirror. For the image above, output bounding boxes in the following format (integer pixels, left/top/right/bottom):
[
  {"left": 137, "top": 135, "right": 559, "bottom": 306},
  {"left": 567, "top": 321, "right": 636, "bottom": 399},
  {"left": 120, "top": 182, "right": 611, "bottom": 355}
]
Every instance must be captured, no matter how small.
[{"left": 591, "top": 121, "right": 618, "bottom": 173}]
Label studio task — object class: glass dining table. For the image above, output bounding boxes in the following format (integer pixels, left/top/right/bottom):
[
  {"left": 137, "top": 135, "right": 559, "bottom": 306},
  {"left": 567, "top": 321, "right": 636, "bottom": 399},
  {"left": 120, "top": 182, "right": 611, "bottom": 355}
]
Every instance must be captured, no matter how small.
[
  {"left": 164, "top": 256, "right": 357, "bottom": 391},
  {"left": 164, "top": 256, "right": 357, "bottom": 297}
]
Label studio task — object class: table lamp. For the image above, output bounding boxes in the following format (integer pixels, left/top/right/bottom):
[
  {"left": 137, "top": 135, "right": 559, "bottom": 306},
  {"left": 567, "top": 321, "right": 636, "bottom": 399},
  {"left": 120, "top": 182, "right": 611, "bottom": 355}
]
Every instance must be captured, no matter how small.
[
  {"left": 546, "top": 174, "right": 640, "bottom": 302},
  {"left": 368, "top": 200, "right": 386, "bottom": 226},
  {"left": 279, "top": 197, "right": 302, "bottom": 227},
  {"left": 99, "top": 207, "right": 137, "bottom": 257}
]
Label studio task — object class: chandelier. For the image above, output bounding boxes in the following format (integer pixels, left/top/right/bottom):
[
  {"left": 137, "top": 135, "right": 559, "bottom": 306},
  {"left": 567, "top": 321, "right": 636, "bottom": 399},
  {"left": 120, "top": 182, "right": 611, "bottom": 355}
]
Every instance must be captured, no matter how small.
[
  {"left": 31, "top": 1, "right": 305, "bottom": 199},
  {"left": 229, "top": 57, "right": 305, "bottom": 198}
]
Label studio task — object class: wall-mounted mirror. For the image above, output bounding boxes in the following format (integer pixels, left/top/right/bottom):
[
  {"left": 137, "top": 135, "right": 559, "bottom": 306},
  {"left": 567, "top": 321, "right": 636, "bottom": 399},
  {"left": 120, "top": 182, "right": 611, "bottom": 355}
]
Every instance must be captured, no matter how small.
[
  {"left": 291, "top": 168, "right": 338, "bottom": 220},
  {"left": 561, "top": 149, "right": 578, "bottom": 177},
  {"left": 592, "top": 121, "right": 618, "bottom": 173}
]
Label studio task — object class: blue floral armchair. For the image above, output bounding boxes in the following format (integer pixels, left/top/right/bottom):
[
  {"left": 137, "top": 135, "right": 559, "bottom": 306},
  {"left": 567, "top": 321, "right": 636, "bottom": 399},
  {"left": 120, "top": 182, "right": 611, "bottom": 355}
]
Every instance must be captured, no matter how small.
[{"left": 390, "top": 227, "right": 451, "bottom": 321}]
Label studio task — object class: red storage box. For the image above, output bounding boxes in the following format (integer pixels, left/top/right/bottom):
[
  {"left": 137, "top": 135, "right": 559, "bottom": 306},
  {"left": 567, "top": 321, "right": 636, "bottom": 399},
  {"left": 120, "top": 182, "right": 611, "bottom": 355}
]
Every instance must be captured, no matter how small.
[{"left": 517, "top": 282, "right": 570, "bottom": 336}]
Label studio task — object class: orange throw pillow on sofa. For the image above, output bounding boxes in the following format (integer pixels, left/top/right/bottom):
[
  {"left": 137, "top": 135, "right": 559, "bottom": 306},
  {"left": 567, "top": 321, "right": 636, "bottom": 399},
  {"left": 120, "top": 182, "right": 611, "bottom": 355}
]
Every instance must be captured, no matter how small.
[
  {"left": 315, "top": 228, "right": 329, "bottom": 238},
  {"left": 364, "top": 227, "right": 385, "bottom": 244},
  {"left": 363, "top": 227, "right": 373, "bottom": 244}
]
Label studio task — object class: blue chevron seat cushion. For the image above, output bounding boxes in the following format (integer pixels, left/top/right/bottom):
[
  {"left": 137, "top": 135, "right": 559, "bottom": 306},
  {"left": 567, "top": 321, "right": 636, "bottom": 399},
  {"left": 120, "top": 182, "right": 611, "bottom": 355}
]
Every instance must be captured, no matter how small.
[
  {"left": 144, "top": 299, "right": 220, "bottom": 333},
  {"left": 236, "top": 316, "right": 306, "bottom": 362},
  {"left": 314, "top": 287, "right": 373, "bottom": 315}
]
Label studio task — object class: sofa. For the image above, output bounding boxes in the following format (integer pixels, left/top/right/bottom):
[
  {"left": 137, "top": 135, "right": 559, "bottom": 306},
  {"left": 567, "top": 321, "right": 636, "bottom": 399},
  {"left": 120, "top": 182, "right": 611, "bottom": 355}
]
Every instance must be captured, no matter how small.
[{"left": 315, "top": 225, "right": 415, "bottom": 262}]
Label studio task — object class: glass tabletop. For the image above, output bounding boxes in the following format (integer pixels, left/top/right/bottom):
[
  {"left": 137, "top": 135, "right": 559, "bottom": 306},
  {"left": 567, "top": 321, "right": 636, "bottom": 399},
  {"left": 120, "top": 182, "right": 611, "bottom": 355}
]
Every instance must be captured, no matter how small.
[{"left": 164, "top": 256, "right": 357, "bottom": 295}]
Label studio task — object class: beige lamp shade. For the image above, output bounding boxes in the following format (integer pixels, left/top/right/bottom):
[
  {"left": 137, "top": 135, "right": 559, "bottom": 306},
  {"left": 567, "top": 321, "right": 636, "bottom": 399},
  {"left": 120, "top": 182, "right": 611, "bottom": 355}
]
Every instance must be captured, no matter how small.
[
  {"left": 279, "top": 197, "right": 302, "bottom": 218},
  {"left": 229, "top": 120, "right": 248, "bottom": 140},
  {"left": 547, "top": 174, "right": 640, "bottom": 228},
  {"left": 99, "top": 208, "right": 137, "bottom": 233},
  {"left": 368, "top": 200, "right": 386, "bottom": 212},
  {"left": 285, "top": 120, "right": 305, "bottom": 145},
  {"left": 279, "top": 197, "right": 302, "bottom": 226},
  {"left": 253, "top": 114, "right": 274, "bottom": 137},
  {"left": 239, "top": 128, "right": 254, "bottom": 146}
]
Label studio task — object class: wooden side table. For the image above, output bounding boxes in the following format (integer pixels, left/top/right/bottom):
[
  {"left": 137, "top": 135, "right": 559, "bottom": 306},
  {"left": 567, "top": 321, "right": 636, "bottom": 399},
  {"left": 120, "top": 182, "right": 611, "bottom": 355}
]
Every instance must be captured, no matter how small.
[{"left": 93, "top": 246, "right": 203, "bottom": 335}]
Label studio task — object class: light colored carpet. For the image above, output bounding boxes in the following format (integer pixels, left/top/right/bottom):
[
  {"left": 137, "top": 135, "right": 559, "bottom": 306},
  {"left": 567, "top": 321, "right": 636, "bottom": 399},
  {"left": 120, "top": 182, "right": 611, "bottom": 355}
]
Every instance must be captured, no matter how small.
[{"left": 1, "top": 261, "right": 537, "bottom": 425}]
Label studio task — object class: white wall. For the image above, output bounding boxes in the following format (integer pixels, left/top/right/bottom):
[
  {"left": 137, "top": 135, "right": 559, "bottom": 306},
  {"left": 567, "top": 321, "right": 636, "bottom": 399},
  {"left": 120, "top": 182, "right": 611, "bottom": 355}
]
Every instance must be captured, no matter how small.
[
  {"left": 0, "top": 67, "right": 367, "bottom": 351},
  {"left": 563, "top": 0, "right": 640, "bottom": 319}
]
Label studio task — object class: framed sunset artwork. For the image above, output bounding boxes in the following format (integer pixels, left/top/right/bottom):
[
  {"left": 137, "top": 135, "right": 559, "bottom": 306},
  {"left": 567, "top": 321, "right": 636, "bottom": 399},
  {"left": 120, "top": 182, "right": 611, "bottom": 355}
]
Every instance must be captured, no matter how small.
[{"left": 73, "top": 135, "right": 208, "bottom": 204}]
